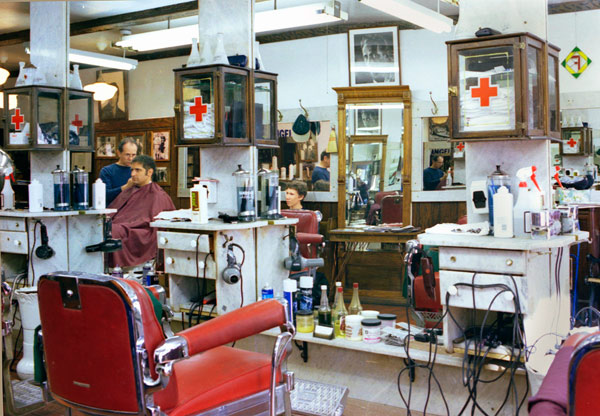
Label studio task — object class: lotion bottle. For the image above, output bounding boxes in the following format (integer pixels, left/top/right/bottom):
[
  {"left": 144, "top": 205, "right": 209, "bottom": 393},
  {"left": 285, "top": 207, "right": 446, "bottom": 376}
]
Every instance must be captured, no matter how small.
[
  {"left": 1, "top": 173, "right": 14, "bottom": 210},
  {"left": 93, "top": 178, "right": 106, "bottom": 209},
  {"left": 28, "top": 179, "right": 43, "bottom": 212},
  {"left": 493, "top": 186, "right": 513, "bottom": 238}
]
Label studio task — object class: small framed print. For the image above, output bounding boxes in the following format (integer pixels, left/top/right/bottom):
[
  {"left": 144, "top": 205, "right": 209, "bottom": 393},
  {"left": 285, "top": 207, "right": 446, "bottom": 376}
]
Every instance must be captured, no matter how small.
[
  {"left": 348, "top": 26, "right": 400, "bottom": 87},
  {"left": 152, "top": 130, "right": 170, "bottom": 161},
  {"left": 355, "top": 108, "right": 382, "bottom": 135},
  {"left": 121, "top": 132, "right": 146, "bottom": 155},
  {"left": 155, "top": 166, "right": 169, "bottom": 184},
  {"left": 95, "top": 135, "right": 117, "bottom": 158}
]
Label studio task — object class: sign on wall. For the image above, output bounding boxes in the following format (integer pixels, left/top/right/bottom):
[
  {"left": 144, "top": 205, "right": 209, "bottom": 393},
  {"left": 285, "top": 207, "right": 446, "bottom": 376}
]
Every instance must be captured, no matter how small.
[{"left": 561, "top": 46, "right": 592, "bottom": 79}]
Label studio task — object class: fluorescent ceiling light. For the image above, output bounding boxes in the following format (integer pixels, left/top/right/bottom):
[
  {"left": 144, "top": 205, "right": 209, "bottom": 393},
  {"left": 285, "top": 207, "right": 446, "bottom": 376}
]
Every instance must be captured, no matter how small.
[
  {"left": 69, "top": 49, "right": 138, "bottom": 71},
  {"left": 360, "top": 0, "right": 453, "bottom": 33},
  {"left": 115, "top": 2, "right": 347, "bottom": 52}
]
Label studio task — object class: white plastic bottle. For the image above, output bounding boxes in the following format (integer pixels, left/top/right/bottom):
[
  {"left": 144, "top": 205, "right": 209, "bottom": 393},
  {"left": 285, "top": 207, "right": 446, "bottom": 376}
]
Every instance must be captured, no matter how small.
[
  {"left": 513, "top": 184, "right": 533, "bottom": 237},
  {"left": 446, "top": 167, "right": 453, "bottom": 187},
  {"left": 28, "top": 179, "right": 43, "bottom": 212},
  {"left": 92, "top": 178, "right": 106, "bottom": 209},
  {"left": 1, "top": 175, "right": 14, "bottom": 210},
  {"left": 493, "top": 186, "right": 513, "bottom": 238},
  {"left": 190, "top": 183, "right": 208, "bottom": 224}
]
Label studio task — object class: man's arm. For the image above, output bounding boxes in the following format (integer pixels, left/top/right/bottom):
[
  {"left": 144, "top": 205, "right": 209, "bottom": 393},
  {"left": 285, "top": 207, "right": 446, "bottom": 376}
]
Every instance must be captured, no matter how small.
[{"left": 100, "top": 167, "right": 123, "bottom": 203}]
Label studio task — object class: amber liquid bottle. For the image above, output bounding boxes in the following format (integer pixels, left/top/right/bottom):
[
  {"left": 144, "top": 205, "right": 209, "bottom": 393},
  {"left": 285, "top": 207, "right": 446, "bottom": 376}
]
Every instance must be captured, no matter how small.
[
  {"left": 348, "top": 282, "right": 363, "bottom": 315},
  {"left": 332, "top": 286, "right": 348, "bottom": 338},
  {"left": 318, "top": 285, "right": 332, "bottom": 326}
]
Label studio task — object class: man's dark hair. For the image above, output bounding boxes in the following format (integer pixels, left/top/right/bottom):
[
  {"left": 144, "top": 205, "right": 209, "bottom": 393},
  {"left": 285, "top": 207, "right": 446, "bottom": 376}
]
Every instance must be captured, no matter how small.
[
  {"left": 287, "top": 180, "right": 308, "bottom": 198},
  {"left": 320, "top": 151, "right": 330, "bottom": 161},
  {"left": 118, "top": 137, "right": 139, "bottom": 153},
  {"left": 430, "top": 155, "right": 443, "bottom": 165},
  {"left": 132, "top": 155, "right": 157, "bottom": 182}
]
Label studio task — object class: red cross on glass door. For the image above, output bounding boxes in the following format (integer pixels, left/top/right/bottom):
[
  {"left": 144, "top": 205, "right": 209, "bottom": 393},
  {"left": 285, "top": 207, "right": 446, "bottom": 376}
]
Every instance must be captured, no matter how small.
[
  {"left": 470, "top": 77, "right": 498, "bottom": 107},
  {"left": 11, "top": 108, "right": 24, "bottom": 131},
  {"left": 190, "top": 96, "right": 208, "bottom": 122},
  {"left": 567, "top": 137, "right": 577, "bottom": 147},
  {"left": 456, "top": 142, "right": 465, "bottom": 152},
  {"left": 71, "top": 114, "right": 83, "bottom": 134}
]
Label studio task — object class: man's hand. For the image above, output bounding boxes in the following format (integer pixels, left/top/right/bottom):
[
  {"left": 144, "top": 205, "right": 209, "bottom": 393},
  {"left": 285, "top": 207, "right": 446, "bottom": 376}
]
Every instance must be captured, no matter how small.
[
  {"left": 441, "top": 172, "right": 448, "bottom": 181},
  {"left": 121, "top": 178, "right": 134, "bottom": 192}
]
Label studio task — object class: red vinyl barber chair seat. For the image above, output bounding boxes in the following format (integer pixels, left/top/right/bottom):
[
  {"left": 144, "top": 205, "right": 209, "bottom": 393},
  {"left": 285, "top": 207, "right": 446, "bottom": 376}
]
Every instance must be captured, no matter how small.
[
  {"left": 37, "top": 272, "right": 294, "bottom": 416},
  {"left": 381, "top": 194, "right": 403, "bottom": 224},
  {"left": 281, "top": 210, "right": 324, "bottom": 276}
]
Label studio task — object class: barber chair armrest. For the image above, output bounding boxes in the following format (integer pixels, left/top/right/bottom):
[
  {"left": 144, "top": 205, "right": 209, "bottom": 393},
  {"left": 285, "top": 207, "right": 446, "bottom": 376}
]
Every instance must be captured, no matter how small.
[{"left": 296, "top": 232, "right": 324, "bottom": 245}]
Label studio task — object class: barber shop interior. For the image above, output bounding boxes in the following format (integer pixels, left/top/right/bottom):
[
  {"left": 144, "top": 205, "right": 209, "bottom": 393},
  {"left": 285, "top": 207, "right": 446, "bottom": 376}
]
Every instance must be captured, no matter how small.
[{"left": 2, "top": 1, "right": 600, "bottom": 415}]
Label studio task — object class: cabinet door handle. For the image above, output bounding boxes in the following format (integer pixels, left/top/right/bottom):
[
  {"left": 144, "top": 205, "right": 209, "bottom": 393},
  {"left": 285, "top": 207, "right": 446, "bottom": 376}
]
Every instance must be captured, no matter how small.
[
  {"left": 450, "top": 256, "right": 457, "bottom": 263},
  {"left": 159, "top": 237, "right": 168, "bottom": 245}
]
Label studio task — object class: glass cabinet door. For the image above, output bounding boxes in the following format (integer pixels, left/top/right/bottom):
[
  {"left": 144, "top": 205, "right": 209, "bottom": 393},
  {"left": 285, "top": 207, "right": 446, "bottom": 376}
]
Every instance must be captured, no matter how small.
[
  {"left": 457, "top": 44, "right": 516, "bottom": 134},
  {"left": 561, "top": 128, "right": 583, "bottom": 155},
  {"left": 181, "top": 74, "right": 215, "bottom": 141},
  {"left": 547, "top": 47, "right": 561, "bottom": 137},
  {"left": 6, "top": 90, "right": 31, "bottom": 147},
  {"left": 223, "top": 72, "right": 248, "bottom": 141},
  {"left": 68, "top": 89, "right": 94, "bottom": 151},
  {"left": 254, "top": 76, "right": 276, "bottom": 145},
  {"left": 36, "top": 88, "right": 63, "bottom": 149},
  {"left": 525, "top": 42, "right": 544, "bottom": 134}
]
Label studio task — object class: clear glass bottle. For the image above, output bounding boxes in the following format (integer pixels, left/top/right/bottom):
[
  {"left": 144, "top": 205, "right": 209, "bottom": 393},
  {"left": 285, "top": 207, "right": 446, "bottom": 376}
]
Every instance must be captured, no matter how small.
[
  {"left": 317, "top": 285, "right": 332, "bottom": 327},
  {"left": 187, "top": 38, "right": 201, "bottom": 67},
  {"left": 349, "top": 282, "right": 363, "bottom": 315},
  {"left": 332, "top": 286, "right": 347, "bottom": 338},
  {"left": 332, "top": 281, "right": 342, "bottom": 309}
]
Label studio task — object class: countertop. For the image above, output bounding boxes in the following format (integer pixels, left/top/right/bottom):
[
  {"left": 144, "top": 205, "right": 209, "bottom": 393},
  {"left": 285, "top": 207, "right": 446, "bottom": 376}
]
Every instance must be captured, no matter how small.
[
  {"left": 0, "top": 209, "right": 116, "bottom": 218},
  {"left": 150, "top": 217, "right": 297, "bottom": 231}
]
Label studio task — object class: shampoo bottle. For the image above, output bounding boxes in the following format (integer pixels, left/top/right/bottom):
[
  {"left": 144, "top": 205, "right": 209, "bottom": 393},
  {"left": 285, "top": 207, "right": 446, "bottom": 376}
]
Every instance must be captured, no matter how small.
[
  {"left": 1, "top": 174, "right": 14, "bottom": 210},
  {"left": 92, "top": 178, "right": 106, "bottom": 209},
  {"left": 28, "top": 179, "right": 43, "bottom": 212},
  {"left": 493, "top": 186, "right": 513, "bottom": 238}
]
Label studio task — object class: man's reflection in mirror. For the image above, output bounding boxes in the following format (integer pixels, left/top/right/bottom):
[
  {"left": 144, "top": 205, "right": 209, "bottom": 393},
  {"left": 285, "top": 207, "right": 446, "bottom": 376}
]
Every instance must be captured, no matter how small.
[
  {"left": 423, "top": 155, "right": 447, "bottom": 190},
  {"left": 312, "top": 151, "right": 331, "bottom": 183}
]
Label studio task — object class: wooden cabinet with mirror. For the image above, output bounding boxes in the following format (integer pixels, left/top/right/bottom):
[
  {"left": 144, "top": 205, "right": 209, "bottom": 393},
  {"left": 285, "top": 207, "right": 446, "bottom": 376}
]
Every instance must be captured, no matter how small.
[{"left": 333, "top": 86, "right": 412, "bottom": 227}]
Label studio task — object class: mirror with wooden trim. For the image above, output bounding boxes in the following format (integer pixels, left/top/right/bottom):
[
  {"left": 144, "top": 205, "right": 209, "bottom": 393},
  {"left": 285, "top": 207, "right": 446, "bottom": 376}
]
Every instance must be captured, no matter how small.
[{"left": 333, "top": 86, "right": 412, "bottom": 227}]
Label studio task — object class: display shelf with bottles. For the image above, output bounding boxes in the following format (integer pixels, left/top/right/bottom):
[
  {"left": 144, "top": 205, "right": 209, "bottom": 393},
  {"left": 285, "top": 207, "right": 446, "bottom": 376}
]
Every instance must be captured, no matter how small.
[{"left": 447, "top": 32, "right": 560, "bottom": 141}]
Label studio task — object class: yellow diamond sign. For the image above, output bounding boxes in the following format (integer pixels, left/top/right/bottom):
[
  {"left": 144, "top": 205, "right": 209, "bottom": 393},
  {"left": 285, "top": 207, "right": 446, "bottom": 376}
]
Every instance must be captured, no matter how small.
[{"left": 562, "top": 46, "right": 592, "bottom": 79}]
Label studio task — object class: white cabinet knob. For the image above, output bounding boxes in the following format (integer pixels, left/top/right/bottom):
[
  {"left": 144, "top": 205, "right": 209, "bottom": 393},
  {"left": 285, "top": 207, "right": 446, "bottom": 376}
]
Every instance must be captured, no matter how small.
[
  {"left": 198, "top": 261, "right": 205, "bottom": 269},
  {"left": 504, "top": 291, "right": 514, "bottom": 301},
  {"left": 447, "top": 285, "right": 458, "bottom": 296},
  {"left": 159, "top": 237, "right": 168, "bottom": 245},
  {"left": 506, "top": 259, "right": 513, "bottom": 266},
  {"left": 166, "top": 257, "right": 174, "bottom": 265},
  {"left": 190, "top": 240, "right": 197, "bottom": 248},
  {"left": 13, "top": 240, "right": 21, "bottom": 247}
]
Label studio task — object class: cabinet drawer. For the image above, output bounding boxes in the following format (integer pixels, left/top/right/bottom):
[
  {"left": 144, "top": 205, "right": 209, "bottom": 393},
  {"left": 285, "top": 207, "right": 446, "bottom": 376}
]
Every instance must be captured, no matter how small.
[
  {"left": 164, "top": 249, "right": 216, "bottom": 279},
  {"left": 0, "top": 218, "right": 26, "bottom": 232},
  {"left": 158, "top": 231, "right": 210, "bottom": 253},
  {"left": 0, "top": 231, "right": 28, "bottom": 254},
  {"left": 439, "top": 247, "right": 526, "bottom": 275},
  {"left": 439, "top": 270, "right": 527, "bottom": 314}
]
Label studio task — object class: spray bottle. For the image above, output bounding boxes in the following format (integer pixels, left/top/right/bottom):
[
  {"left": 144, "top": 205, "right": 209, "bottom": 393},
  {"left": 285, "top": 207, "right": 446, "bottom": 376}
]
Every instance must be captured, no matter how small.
[
  {"left": 514, "top": 166, "right": 543, "bottom": 237},
  {"left": 1, "top": 167, "right": 15, "bottom": 210}
]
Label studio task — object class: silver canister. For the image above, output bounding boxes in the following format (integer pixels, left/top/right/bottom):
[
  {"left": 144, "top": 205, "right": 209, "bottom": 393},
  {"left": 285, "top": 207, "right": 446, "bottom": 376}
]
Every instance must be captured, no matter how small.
[
  {"left": 71, "top": 166, "right": 89, "bottom": 210},
  {"left": 232, "top": 165, "right": 256, "bottom": 222},
  {"left": 257, "top": 168, "right": 280, "bottom": 219}
]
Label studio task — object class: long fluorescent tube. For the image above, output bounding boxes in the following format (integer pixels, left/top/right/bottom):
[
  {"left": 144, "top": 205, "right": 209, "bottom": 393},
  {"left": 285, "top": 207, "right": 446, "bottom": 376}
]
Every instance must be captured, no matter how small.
[
  {"left": 360, "top": 0, "right": 453, "bottom": 33},
  {"left": 115, "top": 2, "right": 347, "bottom": 52},
  {"left": 69, "top": 49, "right": 138, "bottom": 71}
]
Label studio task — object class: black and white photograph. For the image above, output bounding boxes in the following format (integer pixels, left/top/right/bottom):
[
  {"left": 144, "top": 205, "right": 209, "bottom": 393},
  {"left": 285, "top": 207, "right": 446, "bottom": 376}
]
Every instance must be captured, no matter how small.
[
  {"left": 355, "top": 109, "right": 381, "bottom": 135},
  {"left": 98, "top": 69, "right": 128, "bottom": 122},
  {"left": 428, "top": 116, "right": 451, "bottom": 141},
  {"left": 155, "top": 166, "right": 169, "bottom": 183},
  {"left": 152, "top": 131, "right": 170, "bottom": 161},
  {"left": 95, "top": 135, "right": 117, "bottom": 158},
  {"left": 349, "top": 26, "right": 400, "bottom": 87},
  {"left": 122, "top": 133, "right": 145, "bottom": 155}
]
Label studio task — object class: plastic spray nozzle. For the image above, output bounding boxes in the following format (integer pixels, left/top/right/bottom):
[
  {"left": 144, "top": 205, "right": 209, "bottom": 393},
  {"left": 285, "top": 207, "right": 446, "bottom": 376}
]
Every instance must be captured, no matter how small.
[{"left": 554, "top": 166, "right": 564, "bottom": 189}]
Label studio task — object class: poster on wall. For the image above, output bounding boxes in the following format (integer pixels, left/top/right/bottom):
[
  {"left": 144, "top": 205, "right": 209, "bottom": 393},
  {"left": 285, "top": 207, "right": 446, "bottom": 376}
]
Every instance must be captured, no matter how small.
[{"left": 98, "top": 69, "right": 128, "bottom": 122}]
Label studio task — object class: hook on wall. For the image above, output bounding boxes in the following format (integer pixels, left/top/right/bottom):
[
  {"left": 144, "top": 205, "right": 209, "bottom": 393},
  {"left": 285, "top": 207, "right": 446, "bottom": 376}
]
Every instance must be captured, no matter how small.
[
  {"left": 429, "top": 91, "right": 439, "bottom": 115},
  {"left": 299, "top": 99, "right": 309, "bottom": 118},
  {"left": 277, "top": 109, "right": 283, "bottom": 122}
]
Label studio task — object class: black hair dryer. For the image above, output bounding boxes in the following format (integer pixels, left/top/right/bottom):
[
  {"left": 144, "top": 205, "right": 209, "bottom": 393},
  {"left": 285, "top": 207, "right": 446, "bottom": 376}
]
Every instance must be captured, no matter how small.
[{"left": 85, "top": 217, "right": 122, "bottom": 253}]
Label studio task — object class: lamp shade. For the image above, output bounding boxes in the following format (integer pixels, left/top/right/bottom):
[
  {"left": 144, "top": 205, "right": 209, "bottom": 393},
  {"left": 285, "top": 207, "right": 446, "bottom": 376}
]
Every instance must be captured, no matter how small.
[
  {"left": 83, "top": 81, "right": 117, "bottom": 101},
  {"left": 0, "top": 67, "right": 9, "bottom": 85}
]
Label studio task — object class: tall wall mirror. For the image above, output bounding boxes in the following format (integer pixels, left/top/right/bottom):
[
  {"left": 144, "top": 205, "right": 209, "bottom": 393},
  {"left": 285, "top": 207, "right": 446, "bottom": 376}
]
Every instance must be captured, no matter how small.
[{"left": 333, "top": 86, "right": 412, "bottom": 227}]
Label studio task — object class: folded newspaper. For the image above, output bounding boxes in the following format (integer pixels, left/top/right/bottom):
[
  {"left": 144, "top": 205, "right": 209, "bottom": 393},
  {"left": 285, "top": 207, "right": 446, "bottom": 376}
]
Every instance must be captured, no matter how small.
[{"left": 425, "top": 221, "right": 490, "bottom": 236}]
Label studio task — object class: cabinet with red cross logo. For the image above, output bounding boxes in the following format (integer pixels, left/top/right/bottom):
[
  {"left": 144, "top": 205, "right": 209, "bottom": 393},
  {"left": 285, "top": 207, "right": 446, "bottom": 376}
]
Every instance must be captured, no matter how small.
[
  {"left": 3, "top": 86, "right": 94, "bottom": 151},
  {"left": 560, "top": 127, "right": 592, "bottom": 156},
  {"left": 173, "top": 64, "right": 278, "bottom": 147},
  {"left": 446, "top": 33, "right": 560, "bottom": 141}
]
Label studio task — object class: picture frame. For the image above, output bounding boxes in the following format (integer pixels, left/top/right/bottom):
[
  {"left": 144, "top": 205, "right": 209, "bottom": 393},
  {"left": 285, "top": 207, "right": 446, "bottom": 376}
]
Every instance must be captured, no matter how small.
[
  {"left": 98, "top": 69, "right": 128, "bottom": 122},
  {"left": 152, "top": 130, "right": 170, "bottom": 161},
  {"left": 155, "top": 166, "right": 169, "bottom": 184},
  {"left": 348, "top": 26, "right": 400, "bottom": 87},
  {"left": 428, "top": 116, "right": 451, "bottom": 142},
  {"left": 121, "top": 132, "right": 146, "bottom": 155},
  {"left": 355, "top": 108, "right": 382, "bottom": 135},
  {"left": 95, "top": 134, "right": 117, "bottom": 158}
]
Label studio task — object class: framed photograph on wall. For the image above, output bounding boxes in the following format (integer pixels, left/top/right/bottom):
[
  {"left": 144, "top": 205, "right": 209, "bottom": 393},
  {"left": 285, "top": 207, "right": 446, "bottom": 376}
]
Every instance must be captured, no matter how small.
[
  {"left": 348, "top": 26, "right": 400, "bottom": 87},
  {"left": 155, "top": 166, "right": 169, "bottom": 184},
  {"left": 355, "top": 108, "right": 382, "bottom": 135},
  {"left": 95, "top": 135, "right": 117, "bottom": 158},
  {"left": 121, "top": 132, "right": 146, "bottom": 155},
  {"left": 98, "top": 69, "right": 128, "bottom": 122},
  {"left": 152, "top": 131, "right": 170, "bottom": 161},
  {"left": 428, "top": 116, "right": 451, "bottom": 141}
]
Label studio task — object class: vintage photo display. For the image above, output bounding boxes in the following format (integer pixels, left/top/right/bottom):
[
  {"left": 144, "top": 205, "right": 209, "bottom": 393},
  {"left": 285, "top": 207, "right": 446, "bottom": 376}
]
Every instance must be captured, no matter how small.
[
  {"left": 349, "top": 26, "right": 400, "bottom": 87},
  {"left": 152, "top": 131, "right": 170, "bottom": 161},
  {"left": 95, "top": 135, "right": 117, "bottom": 158},
  {"left": 98, "top": 70, "right": 128, "bottom": 122}
]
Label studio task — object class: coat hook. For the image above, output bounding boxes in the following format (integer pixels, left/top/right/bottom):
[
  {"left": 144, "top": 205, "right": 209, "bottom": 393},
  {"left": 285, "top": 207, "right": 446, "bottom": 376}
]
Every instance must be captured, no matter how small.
[
  {"left": 299, "top": 99, "right": 309, "bottom": 118},
  {"left": 430, "top": 91, "right": 439, "bottom": 115},
  {"left": 277, "top": 109, "right": 283, "bottom": 122}
]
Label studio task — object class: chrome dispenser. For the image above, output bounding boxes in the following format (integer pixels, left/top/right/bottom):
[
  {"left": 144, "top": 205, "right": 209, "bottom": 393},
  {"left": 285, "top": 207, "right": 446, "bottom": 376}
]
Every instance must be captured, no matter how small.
[
  {"left": 52, "top": 165, "right": 70, "bottom": 211},
  {"left": 258, "top": 168, "right": 281, "bottom": 219},
  {"left": 232, "top": 165, "right": 256, "bottom": 222},
  {"left": 71, "top": 166, "right": 89, "bottom": 210}
]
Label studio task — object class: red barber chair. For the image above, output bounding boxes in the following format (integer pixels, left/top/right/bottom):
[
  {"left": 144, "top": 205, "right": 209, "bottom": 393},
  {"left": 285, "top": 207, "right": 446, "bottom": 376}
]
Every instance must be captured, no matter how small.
[
  {"left": 37, "top": 272, "right": 295, "bottom": 416},
  {"left": 404, "top": 241, "right": 442, "bottom": 328},
  {"left": 568, "top": 331, "right": 600, "bottom": 415},
  {"left": 366, "top": 191, "right": 398, "bottom": 225},
  {"left": 281, "top": 210, "right": 325, "bottom": 277},
  {"left": 381, "top": 194, "right": 403, "bottom": 224}
]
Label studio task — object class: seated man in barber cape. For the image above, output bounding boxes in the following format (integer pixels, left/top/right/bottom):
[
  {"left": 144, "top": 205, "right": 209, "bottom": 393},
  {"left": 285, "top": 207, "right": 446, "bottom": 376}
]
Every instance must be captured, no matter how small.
[{"left": 108, "top": 155, "right": 175, "bottom": 268}]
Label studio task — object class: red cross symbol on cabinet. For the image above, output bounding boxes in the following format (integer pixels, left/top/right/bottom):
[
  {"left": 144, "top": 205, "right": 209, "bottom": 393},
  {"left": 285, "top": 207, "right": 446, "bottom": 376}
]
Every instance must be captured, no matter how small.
[
  {"left": 566, "top": 137, "right": 578, "bottom": 148},
  {"left": 11, "top": 108, "right": 24, "bottom": 131},
  {"left": 456, "top": 142, "right": 465, "bottom": 152},
  {"left": 190, "top": 96, "right": 208, "bottom": 122},
  {"left": 470, "top": 77, "right": 498, "bottom": 107},
  {"left": 71, "top": 114, "right": 83, "bottom": 134}
]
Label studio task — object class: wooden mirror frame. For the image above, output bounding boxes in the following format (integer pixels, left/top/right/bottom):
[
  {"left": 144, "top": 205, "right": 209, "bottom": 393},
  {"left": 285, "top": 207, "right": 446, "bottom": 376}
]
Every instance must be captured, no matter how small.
[{"left": 333, "top": 86, "right": 412, "bottom": 227}]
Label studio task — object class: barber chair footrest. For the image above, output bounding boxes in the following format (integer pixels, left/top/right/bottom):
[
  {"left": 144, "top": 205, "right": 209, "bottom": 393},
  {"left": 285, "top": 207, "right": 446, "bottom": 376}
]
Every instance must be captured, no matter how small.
[
  {"left": 290, "top": 379, "right": 349, "bottom": 416},
  {"left": 11, "top": 379, "right": 44, "bottom": 407}
]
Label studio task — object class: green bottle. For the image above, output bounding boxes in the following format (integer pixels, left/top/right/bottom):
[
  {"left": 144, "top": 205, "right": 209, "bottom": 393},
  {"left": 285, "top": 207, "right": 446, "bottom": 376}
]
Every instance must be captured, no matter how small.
[
  {"left": 317, "top": 285, "right": 332, "bottom": 326},
  {"left": 332, "top": 286, "right": 348, "bottom": 338}
]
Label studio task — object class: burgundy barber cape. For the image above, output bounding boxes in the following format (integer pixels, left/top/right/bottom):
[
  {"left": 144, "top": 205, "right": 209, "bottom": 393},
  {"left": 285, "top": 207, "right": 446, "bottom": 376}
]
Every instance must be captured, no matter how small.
[{"left": 108, "top": 182, "right": 175, "bottom": 267}]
